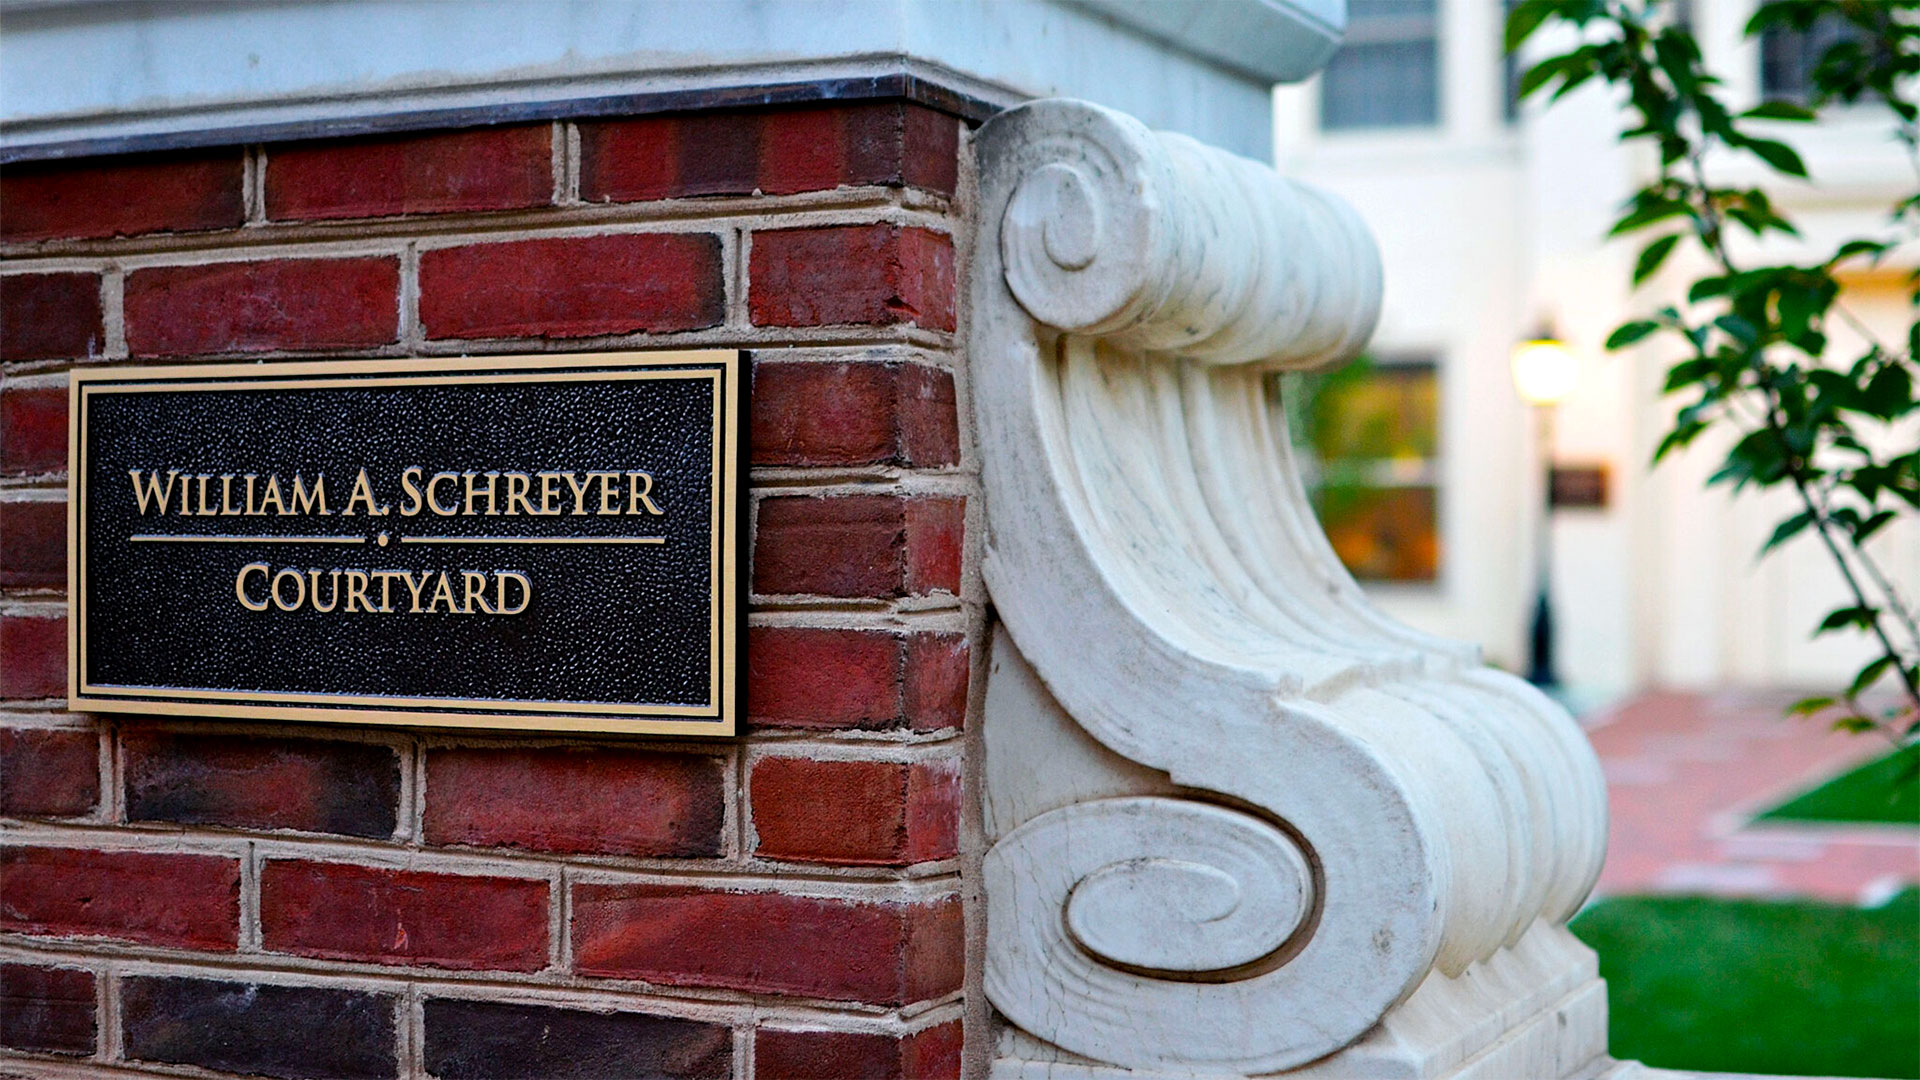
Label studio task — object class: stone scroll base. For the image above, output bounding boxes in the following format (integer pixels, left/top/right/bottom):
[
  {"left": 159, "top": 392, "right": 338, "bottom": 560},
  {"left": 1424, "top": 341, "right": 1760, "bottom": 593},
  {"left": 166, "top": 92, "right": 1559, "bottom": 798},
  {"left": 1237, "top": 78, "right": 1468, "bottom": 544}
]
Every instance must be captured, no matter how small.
[
  {"left": 982, "top": 631, "right": 1609, "bottom": 1080},
  {"left": 992, "top": 934, "right": 1607, "bottom": 1079}
]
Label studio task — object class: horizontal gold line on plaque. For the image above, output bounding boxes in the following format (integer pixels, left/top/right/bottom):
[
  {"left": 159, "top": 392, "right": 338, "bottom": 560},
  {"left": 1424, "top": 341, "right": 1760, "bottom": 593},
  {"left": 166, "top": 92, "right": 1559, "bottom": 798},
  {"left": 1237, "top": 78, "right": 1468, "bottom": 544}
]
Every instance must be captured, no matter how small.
[
  {"left": 67, "top": 349, "right": 731, "bottom": 388},
  {"left": 128, "top": 534, "right": 367, "bottom": 544},
  {"left": 77, "top": 680, "right": 719, "bottom": 716},
  {"left": 80, "top": 367, "right": 719, "bottom": 397},
  {"left": 396, "top": 536, "right": 667, "bottom": 545},
  {"left": 70, "top": 694, "right": 730, "bottom": 735}
]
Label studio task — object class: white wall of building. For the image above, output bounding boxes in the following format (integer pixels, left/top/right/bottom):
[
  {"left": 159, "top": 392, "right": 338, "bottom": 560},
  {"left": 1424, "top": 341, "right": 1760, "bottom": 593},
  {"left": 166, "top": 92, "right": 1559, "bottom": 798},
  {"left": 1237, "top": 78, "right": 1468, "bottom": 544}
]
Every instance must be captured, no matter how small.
[{"left": 1276, "top": 0, "right": 1916, "bottom": 698}]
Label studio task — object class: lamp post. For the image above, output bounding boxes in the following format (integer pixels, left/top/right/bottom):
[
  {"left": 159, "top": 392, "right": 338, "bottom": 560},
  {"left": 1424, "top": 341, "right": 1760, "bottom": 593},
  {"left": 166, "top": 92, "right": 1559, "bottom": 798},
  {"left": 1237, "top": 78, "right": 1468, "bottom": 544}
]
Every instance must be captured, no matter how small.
[{"left": 1511, "top": 334, "right": 1579, "bottom": 689}]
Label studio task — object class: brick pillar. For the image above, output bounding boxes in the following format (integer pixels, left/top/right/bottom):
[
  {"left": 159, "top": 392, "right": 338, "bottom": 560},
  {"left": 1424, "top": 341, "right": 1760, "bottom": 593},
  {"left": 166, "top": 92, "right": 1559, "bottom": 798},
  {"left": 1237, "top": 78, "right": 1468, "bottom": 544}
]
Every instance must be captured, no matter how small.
[{"left": 1, "top": 100, "right": 976, "bottom": 1079}]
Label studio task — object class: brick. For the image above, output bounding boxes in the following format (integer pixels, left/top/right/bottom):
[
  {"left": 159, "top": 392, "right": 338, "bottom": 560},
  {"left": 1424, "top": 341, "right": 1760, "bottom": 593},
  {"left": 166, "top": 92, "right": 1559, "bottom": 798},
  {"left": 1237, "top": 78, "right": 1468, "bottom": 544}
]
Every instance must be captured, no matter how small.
[
  {"left": 748, "top": 627, "right": 899, "bottom": 730},
  {"left": 266, "top": 124, "right": 553, "bottom": 221},
  {"left": 0, "top": 273, "right": 102, "bottom": 362},
  {"left": 897, "top": 105, "right": 963, "bottom": 196},
  {"left": 753, "top": 494, "right": 963, "bottom": 598},
  {"left": 260, "top": 859, "right": 548, "bottom": 971},
  {"left": 0, "top": 964, "right": 94, "bottom": 1056},
  {"left": 751, "top": 757, "right": 959, "bottom": 866},
  {"left": 424, "top": 745, "right": 724, "bottom": 857},
  {"left": 124, "top": 730, "right": 400, "bottom": 838},
  {"left": 123, "top": 976, "right": 396, "bottom": 1080},
  {"left": 751, "top": 360, "right": 958, "bottom": 468},
  {"left": 754, "top": 1021, "right": 962, "bottom": 1080},
  {"left": 0, "top": 497, "right": 64, "bottom": 589},
  {"left": 1, "top": 150, "right": 245, "bottom": 243},
  {"left": 579, "top": 101, "right": 959, "bottom": 203},
  {"left": 420, "top": 233, "right": 723, "bottom": 340},
  {"left": 904, "top": 762, "right": 963, "bottom": 864},
  {"left": 749, "top": 225, "right": 954, "bottom": 332},
  {"left": 894, "top": 362, "right": 962, "bottom": 467},
  {"left": 0, "top": 384, "right": 66, "bottom": 478},
  {"left": 0, "top": 727, "right": 98, "bottom": 817},
  {"left": 903, "top": 506, "right": 965, "bottom": 598},
  {"left": 753, "top": 495, "right": 902, "bottom": 597},
  {"left": 571, "top": 885, "right": 962, "bottom": 1004},
  {"left": 0, "top": 847, "right": 239, "bottom": 950},
  {"left": 579, "top": 110, "right": 752, "bottom": 205},
  {"left": 0, "top": 614, "right": 64, "bottom": 699},
  {"left": 424, "top": 998, "right": 730, "bottom": 1080},
  {"left": 747, "top": 627, "right": 967, "bottom": 732},
  {"left": 125, "top": 257, "right": 400, "bottom": 357},
  {"left": 904, "top": 632, "right": 970, "bottom": 733},
  {"left": 904, "top": 497, "right": 964, "bottom": 594}
]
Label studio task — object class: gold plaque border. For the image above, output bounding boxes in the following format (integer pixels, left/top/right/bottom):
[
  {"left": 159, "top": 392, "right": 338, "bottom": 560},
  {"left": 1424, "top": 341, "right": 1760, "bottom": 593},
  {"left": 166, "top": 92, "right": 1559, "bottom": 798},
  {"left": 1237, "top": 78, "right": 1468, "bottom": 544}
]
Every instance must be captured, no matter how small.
[{"left": 68, "top": 350, "right": 742, "bottom": 737}]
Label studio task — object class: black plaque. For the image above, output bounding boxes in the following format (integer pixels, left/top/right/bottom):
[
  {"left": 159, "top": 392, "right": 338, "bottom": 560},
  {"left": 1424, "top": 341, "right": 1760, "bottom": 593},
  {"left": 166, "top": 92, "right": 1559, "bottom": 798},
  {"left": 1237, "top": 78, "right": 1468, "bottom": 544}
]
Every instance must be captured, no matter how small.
[
  {"left": 1549, "top": 464, "right": 1610, "bottom": 510},
  {"left": 68, "top": 351, "right": 741, "bottom": 735}
]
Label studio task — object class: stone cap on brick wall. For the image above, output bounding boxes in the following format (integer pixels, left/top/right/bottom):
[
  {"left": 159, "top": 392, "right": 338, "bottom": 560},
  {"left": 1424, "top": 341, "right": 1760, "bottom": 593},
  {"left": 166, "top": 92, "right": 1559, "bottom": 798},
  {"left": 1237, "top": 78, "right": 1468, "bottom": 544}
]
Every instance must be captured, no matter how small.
[{"left": 1, "top": 0, "right": 1344, "bottom": 162}]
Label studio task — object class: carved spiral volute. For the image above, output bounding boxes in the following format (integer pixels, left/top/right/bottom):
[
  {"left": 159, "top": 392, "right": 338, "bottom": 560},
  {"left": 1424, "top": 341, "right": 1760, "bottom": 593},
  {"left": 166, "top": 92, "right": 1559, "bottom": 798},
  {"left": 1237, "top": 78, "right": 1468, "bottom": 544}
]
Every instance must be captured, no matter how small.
[
  {"left": 990, "top": 799, "right": 1313, "bottom": 986},
  {"left": 998, "top": 106, "right": 1382, "bottom": 370}
]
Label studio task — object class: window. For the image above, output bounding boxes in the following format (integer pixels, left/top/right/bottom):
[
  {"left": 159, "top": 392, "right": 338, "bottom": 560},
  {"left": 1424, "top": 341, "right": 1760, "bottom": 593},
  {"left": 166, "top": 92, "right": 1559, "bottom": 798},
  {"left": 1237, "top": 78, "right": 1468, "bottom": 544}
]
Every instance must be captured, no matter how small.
[
  {"left": 1294, "top": 357, "right": 1442, "bottom": 583},
  {"left": 1759, "top": 8, "right": 1860, "bottom": 105},
  {"left": 1321, "top": 0, "right": 1440, "bottom": 131}
]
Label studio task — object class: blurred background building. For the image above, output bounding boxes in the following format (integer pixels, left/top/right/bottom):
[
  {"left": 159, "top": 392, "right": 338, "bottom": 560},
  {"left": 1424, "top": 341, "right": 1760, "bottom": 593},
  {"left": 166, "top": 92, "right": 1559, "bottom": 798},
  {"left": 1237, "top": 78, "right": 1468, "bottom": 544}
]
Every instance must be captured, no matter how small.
[{"left": 1277, "top": 0, "right": 1917, "bottom": 702}]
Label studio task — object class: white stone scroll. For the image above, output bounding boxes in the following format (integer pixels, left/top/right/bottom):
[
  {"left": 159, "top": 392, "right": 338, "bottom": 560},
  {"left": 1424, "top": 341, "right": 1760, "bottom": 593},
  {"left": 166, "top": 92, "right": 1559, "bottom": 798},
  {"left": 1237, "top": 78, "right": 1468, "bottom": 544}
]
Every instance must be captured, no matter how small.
[{"left": 971, "top": 99, "right": 1613, "bottom": 1078}]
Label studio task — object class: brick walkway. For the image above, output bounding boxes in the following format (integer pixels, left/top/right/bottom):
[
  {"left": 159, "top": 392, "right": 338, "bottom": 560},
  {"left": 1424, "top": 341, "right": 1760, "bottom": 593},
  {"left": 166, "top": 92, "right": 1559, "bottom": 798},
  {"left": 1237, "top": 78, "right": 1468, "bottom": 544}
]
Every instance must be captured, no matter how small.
[{"left": 1584, "top": 689, "right": 1919, "bottom": 904}]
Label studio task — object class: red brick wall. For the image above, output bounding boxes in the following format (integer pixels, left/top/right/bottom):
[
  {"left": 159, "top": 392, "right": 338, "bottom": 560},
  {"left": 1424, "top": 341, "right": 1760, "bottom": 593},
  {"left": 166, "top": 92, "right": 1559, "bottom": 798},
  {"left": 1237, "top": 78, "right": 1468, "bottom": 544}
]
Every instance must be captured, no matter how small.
[{"left": 0, "top": 100, "right": 978, "bottom": 1079}]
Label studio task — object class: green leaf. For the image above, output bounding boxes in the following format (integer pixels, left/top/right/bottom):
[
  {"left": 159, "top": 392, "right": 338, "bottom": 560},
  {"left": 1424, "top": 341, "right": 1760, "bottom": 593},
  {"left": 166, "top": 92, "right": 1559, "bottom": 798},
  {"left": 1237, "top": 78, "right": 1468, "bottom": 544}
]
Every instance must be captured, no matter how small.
[
  {"left": 1775, "top": 276, "right": 1837, "bottom": 353},
  {"left": 1815, "top": 604, "right": 1878, "bottom": 636},
  {"left": 1607, "top": 320, "right": 1663, "bottom": 349},
  {"left": 1520, "top": 52, "right": 1596, "bottom": 101},
  {"left": 1761, "top": 509, "right": 1816, "bottom": 554},
  {"left": 1832, "top": 239, "right": 1890, "bottom": 266},
  {"left": 1695, "top": 93, "right": 1737, "bottom": 141},
  {"left": 1712, "top": 427, "right": 1788, "bottom": 490},
  {"left": 1653, "top": 418, "right": 1708, "bottom": 463},
  {"left": 1653, "top": 32, "right": 1703, "bottom": 97},
  {"left": 1713, "top": 314, "right": 1759, "bottom": 345},
  {"left": 1745, "top": 0, "right": 1820, "bottom": 35},
  {"left": 1689, "top": 276, "right": 1731, "bottom": 302},
  {"left": 1848, "top": 654, "right": 1897, "bottom": 699},
  {"left": 1610, "top": 197, "right": 1692, "bottom": 237},
  {"left": 1742, "top": 101, "right": 1817, "bottom": 122},
  {"left": 1634, "top": 234, "right": 1682, "bottom": 284},
  {"left": 1663, "top": 357, "right": 1715, "bottom": 391},
  {"left": 1725, "top": 200, "right": 1800, "bottom": 239},
  {"left": 1504, "top": 0, "right": 1554, "bottom": 54},
  {"left": 1832, "top": 715, "right": 1878, "bottom": 734},
  {"left": 1855, "top": 509, "right": 1898, "bottom": 543},
  {"left": 1744, "top": 137, "right": 1809, "bottom": 178},
  {"left": 1860, "top": 362, "right": 1914, "bottom": 420},
  {"left": 1787, "top": 695, "right": 1835, "bottom": 717}
]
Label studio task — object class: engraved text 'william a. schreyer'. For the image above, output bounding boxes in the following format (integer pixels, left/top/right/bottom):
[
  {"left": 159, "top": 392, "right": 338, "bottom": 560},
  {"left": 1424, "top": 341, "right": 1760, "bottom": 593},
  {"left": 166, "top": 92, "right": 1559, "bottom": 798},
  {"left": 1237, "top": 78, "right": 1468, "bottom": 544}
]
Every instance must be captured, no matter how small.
[{"left": 126, "top": 466, "right": 667, "bottom": 616}]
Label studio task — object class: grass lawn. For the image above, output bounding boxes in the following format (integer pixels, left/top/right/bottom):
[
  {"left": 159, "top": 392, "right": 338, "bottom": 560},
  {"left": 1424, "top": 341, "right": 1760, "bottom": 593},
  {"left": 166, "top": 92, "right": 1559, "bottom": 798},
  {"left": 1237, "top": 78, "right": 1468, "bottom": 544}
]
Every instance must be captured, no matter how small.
[
  {"left": 1570, "top": 890, "right": 1920, "bottom": 1078},
  {"left": 1757, "top": 747, "right": 1920, "bottom": 826}
]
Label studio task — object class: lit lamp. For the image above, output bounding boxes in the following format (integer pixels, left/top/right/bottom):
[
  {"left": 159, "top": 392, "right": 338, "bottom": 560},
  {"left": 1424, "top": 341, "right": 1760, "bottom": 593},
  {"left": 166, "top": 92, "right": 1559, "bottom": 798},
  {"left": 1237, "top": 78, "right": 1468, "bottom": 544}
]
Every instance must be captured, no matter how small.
[
  {"left": 1512, "top": 338, "right": 1581, "bottom": 407},
  {"left": 1511, "top": 332, "right": 1578, "bottom": 689}
]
